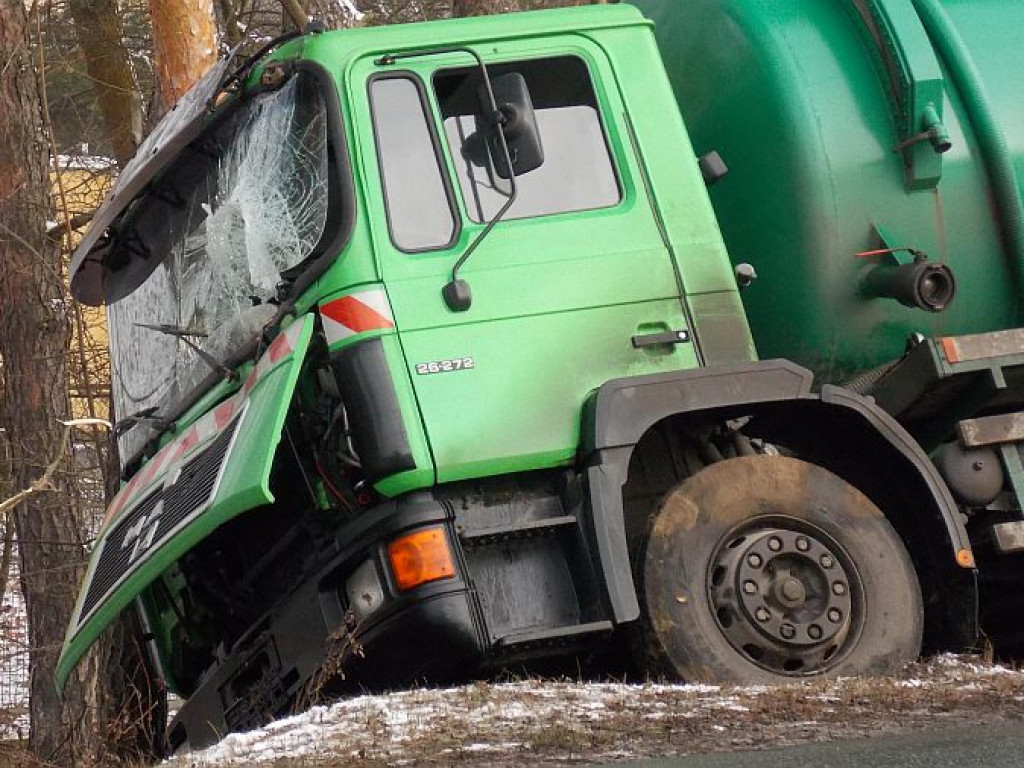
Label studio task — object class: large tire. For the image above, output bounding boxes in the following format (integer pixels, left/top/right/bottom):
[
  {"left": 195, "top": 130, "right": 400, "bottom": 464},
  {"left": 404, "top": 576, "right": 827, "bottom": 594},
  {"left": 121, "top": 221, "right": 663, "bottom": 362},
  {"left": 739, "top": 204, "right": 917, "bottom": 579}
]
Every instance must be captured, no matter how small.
[{"left": 637, "top": 455, "right": 922, "bottom": 683}]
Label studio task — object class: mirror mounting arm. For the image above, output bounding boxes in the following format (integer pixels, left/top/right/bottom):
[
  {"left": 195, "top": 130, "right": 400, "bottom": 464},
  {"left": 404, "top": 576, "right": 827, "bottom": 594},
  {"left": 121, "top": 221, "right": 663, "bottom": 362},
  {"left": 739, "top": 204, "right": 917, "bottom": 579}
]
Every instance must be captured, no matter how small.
[{"left": 376, "top": 46, "right": 518, "bottom": 312}]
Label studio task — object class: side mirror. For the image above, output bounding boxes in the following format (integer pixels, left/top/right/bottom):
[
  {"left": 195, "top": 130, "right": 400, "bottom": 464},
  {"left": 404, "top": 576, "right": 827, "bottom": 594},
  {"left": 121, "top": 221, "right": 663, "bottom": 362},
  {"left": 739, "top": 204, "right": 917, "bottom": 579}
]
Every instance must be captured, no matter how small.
[{"left": 464, "top": 72, "right": 543, "bottom": 180}]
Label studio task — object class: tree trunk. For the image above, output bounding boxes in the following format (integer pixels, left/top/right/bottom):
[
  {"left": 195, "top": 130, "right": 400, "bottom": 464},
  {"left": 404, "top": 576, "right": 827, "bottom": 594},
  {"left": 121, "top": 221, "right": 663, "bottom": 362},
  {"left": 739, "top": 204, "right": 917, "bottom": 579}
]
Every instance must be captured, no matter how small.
[
  {"left": 147, "top": 0, "right": 218, "bottom": 116},
  {"left": 94, "top": 433, "right": 167, "bottom": 762},
  {"left": 0, "top": 3, "right": 100, "bottom": 763},
  {"left": 69, "top": 0, "right": 142, "bottom": 168}
]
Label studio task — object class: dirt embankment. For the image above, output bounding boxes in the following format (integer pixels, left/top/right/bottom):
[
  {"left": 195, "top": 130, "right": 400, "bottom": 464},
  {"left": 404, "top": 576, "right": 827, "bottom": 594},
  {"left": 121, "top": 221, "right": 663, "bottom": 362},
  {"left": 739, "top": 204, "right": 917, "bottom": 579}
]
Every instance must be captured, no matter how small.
[{"left": 160, "top": 655, "right": 1024, "bottom": 767}]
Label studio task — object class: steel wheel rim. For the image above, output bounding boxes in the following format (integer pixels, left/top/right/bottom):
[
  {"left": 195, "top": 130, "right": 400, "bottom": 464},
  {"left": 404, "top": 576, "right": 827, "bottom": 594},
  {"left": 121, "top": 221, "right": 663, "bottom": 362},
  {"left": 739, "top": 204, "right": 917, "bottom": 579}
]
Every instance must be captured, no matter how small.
[{"left": 707, "top": 516, "right": 865, "bottom": 676}]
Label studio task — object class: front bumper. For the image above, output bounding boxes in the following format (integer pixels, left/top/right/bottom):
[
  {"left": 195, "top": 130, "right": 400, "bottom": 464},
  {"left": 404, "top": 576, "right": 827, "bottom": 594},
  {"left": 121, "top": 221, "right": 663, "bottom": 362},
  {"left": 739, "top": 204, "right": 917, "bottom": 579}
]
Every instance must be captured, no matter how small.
[{"left": 169, "top": 492, "right": 485, "bottom": 751}]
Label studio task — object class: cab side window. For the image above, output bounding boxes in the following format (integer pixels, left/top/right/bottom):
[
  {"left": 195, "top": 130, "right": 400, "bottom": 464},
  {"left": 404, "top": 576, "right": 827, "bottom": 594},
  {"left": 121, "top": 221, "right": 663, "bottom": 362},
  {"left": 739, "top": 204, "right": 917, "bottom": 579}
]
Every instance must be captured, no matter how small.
[
  {"left": 369, "top": 76, "right": 457, "bottom": 251},
  {"left": 434, "top": 56, "right": 621, "bottom": 223}
]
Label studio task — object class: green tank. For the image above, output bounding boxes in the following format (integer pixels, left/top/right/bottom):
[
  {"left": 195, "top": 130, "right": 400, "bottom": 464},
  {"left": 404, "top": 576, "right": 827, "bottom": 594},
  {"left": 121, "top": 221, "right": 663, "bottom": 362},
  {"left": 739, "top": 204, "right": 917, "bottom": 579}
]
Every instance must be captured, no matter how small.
[{"left": 636, "top": 0, "right": 1024, "bottom": 381}]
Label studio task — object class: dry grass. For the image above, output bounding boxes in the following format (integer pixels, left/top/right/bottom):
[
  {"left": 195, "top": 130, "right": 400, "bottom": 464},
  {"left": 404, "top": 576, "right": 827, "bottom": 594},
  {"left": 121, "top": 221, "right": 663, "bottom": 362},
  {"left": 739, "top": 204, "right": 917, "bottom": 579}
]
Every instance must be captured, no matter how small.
[
  {"left": 0, "top": 742, "right": 49, "bottom": 768},
  {"left": 166, "top": 655, "right": 1024, "bottom": 767}
]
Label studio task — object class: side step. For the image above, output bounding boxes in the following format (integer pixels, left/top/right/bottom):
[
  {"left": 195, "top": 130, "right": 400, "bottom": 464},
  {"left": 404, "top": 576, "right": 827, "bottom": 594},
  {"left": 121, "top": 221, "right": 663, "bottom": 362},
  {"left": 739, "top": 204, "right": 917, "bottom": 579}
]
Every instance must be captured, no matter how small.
[
  {"left": 451, "top": 482, "right": 610, "bottom": 659},
  {"left": 460, "top": 515, "right": 578, "bottom": 546},
  {"left": 494, "top": 620, "right": 614, "bottom": 651}
]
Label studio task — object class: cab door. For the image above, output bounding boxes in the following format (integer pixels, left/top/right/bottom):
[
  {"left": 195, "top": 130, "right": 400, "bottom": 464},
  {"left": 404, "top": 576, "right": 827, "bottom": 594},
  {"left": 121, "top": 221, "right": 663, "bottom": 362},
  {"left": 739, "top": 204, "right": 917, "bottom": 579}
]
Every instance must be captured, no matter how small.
[{"left": 352, "top": 39, "right": 697, "bottom": 483}]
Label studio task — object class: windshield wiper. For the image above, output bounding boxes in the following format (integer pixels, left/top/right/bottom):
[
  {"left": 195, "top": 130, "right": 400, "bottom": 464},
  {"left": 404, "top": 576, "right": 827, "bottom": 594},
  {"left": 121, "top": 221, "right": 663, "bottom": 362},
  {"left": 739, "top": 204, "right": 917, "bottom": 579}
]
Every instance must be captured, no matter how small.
[
  {"left": 135, "top": 322, "right": 239, "bottom": 382},
  {"left": 113, "top": 406, "right": 174, "bottom": 438}
]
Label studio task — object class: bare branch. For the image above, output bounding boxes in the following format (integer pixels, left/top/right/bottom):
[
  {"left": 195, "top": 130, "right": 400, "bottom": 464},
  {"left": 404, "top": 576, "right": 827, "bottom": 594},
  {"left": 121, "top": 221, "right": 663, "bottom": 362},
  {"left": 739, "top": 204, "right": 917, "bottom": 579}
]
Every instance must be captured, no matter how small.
[
  {"left": 45, "top": 211, "right": 94, "bottom": 241},
  {"left": 280, "top": 0, "right": 310, "bottom": 27},
  {"left": 0, "top": 424, "right": 72, "bottom": 521}
]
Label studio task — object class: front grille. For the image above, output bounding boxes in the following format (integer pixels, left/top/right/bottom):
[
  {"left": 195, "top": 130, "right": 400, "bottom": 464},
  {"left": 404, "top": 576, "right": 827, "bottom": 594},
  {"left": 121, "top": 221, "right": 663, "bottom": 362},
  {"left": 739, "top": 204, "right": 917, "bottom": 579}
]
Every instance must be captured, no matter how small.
[{"left": 78, "top": 412, "right": 243, "bottom": 625}]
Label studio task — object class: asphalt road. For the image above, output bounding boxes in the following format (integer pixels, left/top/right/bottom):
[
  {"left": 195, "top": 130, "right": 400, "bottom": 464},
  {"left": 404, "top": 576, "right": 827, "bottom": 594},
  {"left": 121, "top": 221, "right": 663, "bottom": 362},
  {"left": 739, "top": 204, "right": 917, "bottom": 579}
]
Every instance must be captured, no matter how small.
[{"left": 615, "top": 723, "right": 1024, "bottom": 768}]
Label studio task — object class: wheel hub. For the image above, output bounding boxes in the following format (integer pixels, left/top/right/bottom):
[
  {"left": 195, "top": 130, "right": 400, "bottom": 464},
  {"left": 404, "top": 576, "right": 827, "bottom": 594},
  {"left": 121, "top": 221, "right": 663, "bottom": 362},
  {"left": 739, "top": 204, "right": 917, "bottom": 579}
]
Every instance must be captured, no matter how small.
[
  {"left": 773, "top": 575, "right": 806, "bottom": 608},
  {"left": 709, "top": 522, "right": 862, "bottom": 674}
]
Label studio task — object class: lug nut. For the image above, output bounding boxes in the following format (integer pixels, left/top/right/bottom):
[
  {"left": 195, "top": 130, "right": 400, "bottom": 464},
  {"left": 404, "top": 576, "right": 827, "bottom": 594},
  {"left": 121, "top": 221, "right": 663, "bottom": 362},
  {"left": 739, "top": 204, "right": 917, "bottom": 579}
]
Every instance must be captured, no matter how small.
[
  {"left": 796, "top": 536, "right": 810, "bottom": 552},
  {"left": 747, "top": 553, "right": 763, "bottom": 568},
  {"left": 832, "top": 581, "right": 847, "bottom": 596},
  {"left": 768, "top": 537, "right": 783, "bottom": 552},
  {"left": 820, "top": 554, "right": 835, "bottom": 569},
  {"left": 755, "top": 607, "right": 770, "bottom": 622},
  {"left": 780, "top": 623, "right": 796, "bottom": 639},
  {"left": 828, "top": 608, "right": 842, "bottom": 623},
  {"left": 743, "top": 581, "right": 758, "bottom": 595},
  {"left": 808, "top": 624, "right": 823, "bottom": 640}
]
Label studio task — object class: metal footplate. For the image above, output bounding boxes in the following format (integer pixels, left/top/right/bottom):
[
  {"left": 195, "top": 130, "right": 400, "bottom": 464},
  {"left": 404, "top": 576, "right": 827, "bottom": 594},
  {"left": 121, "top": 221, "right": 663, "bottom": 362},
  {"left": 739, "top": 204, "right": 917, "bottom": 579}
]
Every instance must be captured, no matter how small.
[
  {"left": 456, "top": 502, "right": 609, "bottom": 659},
  {"left": 494, "top": 620, "right": 613, "bottom": 651},
  {"left": 991, "top": 521, "right": 1024, "bottom": 555},
  {"left": 459, "top": 515, "right": 579, "bottom": 547}
]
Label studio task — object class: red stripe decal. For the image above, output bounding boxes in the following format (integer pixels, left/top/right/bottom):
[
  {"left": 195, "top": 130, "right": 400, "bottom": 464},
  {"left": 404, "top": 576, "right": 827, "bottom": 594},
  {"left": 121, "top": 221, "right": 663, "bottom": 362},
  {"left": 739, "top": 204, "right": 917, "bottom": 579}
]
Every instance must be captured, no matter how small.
[
  {"left": 134, "top": 459, "right": 161, "bottom": 495},
  {"left": 267, "top": 331, "right": 293, "bottom": 365},
  {"left": 101, "top": 316, "right": 305, "bottom": 530},
  {"left": 321, "top": 295, "right": 394, "bottom": 335},
  {"left": 214, "top": 400, "right": 235, "bottom": 429}
]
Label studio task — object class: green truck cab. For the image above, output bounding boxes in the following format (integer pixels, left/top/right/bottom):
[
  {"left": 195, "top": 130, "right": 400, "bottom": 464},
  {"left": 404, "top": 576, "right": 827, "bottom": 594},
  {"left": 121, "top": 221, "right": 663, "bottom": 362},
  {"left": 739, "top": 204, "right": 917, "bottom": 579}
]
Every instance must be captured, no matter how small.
[{"left": 60, "top": 2, "right": 1024, "bottom": 751}]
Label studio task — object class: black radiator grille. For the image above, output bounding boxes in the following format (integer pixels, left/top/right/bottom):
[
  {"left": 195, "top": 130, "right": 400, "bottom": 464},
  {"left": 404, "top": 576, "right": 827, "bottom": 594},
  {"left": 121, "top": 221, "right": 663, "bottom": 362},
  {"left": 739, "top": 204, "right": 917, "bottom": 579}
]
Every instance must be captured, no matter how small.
[{"left": 78, "top": 413, "right": 243, "bottom": 625}]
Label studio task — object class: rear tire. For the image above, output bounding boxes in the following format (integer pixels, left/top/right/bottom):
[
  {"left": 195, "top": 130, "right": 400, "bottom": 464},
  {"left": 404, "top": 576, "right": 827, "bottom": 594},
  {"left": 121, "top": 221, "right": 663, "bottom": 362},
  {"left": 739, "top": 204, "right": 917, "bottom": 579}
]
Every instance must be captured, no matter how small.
[{"left": 636, "top": 455, "right": 922, "bottom": 683}]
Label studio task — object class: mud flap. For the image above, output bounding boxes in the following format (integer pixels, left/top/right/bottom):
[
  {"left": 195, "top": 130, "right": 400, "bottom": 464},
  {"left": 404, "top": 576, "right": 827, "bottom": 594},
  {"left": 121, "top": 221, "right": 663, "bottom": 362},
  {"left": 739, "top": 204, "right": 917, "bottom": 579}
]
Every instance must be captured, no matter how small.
[{"left": 56, "top": 315, "right": 315, "bottom": 691}]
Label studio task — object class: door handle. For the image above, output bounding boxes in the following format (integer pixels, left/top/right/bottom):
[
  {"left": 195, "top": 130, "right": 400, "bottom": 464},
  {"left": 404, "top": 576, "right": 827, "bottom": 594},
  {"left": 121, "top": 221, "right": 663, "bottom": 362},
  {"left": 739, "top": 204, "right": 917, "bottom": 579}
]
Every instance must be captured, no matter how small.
[{"left": 631, "top": 329, "right": 691, "bottom": 348}]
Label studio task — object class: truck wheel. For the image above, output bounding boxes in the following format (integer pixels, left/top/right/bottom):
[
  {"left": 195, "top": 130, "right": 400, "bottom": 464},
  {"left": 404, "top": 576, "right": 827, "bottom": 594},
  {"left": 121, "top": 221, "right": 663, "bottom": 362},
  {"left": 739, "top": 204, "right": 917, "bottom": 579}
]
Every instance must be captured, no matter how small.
[{"left": 637, "top": 455, "right": 922, "bottom": 682}]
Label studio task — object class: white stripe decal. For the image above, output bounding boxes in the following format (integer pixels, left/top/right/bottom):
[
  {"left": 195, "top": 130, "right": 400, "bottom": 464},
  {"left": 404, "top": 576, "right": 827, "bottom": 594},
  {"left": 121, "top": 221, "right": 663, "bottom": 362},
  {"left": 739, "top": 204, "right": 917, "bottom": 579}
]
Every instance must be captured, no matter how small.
[{"left": 352, "top": 288, "right": 394, "bottom": 323}]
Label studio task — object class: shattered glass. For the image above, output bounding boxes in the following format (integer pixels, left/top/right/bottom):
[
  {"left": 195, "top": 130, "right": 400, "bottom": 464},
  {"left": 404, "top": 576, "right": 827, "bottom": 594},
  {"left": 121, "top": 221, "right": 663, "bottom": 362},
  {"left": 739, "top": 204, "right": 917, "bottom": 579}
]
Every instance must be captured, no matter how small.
[{"left": 109, "top": 74, "right": 330, "bottom": 460}]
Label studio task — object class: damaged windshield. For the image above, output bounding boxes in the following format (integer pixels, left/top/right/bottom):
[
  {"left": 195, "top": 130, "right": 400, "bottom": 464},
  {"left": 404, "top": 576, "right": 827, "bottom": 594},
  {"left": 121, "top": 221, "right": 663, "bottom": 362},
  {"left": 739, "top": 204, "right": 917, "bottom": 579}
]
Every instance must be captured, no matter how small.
[{"left": 109, "top": 72, "right": 331, "bottom": 460}]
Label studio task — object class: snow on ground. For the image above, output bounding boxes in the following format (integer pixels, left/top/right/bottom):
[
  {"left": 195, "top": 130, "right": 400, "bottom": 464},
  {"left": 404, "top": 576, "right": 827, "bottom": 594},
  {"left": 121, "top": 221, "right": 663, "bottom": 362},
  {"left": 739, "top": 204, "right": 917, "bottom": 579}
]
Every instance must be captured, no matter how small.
[
  {"left": 55, "top": 153, "right": 117, "bottom": 172},
  {"left": 166, "top": 655, "right": 1024, "bottom": 767},
  {"left": 0, "top": 582, "right": 29, "bottom": 741}
]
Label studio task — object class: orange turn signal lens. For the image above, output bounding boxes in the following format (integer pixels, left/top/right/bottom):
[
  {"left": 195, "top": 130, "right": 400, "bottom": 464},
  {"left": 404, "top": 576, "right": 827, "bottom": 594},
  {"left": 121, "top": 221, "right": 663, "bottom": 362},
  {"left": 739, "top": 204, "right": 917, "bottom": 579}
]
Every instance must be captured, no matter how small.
[
  {"left": 956, "top": 547, "right": 976, "bottom": 569},
  {"left": 387, "top": 527, "right": 455, "bottom": 591}
]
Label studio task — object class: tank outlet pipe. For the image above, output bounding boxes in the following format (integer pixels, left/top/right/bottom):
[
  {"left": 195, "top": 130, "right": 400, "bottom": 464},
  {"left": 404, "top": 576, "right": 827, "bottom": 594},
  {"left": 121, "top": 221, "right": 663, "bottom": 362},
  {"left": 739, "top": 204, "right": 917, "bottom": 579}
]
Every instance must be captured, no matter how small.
[
  {"left": 861, "top": 254, "right": 956, "bottom": 312},
  {"left": 912, "top": 0, "right": 1024, "bottom": 285}
]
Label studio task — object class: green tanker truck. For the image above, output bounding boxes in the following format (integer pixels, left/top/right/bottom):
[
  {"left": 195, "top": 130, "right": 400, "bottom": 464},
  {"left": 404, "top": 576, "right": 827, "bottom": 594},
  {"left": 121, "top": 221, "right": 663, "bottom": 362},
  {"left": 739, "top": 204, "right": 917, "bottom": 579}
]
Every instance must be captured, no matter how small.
[{"left": 58, "top": 0, "right": 1024, "bottom": 750}]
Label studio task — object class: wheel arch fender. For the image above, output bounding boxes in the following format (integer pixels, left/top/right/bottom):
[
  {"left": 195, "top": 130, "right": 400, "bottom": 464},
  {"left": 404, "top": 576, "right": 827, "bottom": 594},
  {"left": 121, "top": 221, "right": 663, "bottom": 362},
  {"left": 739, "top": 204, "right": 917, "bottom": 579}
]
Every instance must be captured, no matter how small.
[{"left": 580, "top": 360, "right": 977, "bottom": 652}]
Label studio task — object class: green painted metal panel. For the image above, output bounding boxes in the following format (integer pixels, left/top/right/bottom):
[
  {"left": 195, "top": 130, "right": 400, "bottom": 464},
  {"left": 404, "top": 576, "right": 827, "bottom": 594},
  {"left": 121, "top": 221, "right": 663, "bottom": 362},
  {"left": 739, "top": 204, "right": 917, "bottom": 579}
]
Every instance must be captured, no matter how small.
[
  {"left": 403, "top": 300, "right": 698, "bottom": 482},
  {"left": 636, "top": 0, "right": 1024, "bottom": 382},
  {"left": 347, "top": 31, "right": 727, "bottom": 483},
  {"left": 847, "top": 0, "right": 948, "bottom": 190},
  {"left": 56, "top": 315, "right": 315, "bottom": 690}
]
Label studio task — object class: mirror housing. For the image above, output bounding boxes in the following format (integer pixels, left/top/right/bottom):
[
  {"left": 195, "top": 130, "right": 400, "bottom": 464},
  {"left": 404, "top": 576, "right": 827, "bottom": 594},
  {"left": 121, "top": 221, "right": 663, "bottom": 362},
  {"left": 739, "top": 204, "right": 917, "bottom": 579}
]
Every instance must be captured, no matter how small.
[{"left": 473, "top": 72, "right": 543, "bottom": 179}]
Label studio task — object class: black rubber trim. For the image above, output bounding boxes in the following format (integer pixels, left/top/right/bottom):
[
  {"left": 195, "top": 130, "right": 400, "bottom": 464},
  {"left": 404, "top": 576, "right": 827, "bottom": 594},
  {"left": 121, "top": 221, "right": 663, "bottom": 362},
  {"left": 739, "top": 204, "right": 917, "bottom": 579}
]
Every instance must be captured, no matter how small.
[
  {"left": 329, "top": 336, "right": 415, "bottom": 480},
  {"left": 818, "top": 383, "right": 972, "bottom": 556},
  {"left": 366, "top": 70, "right": 462, "bottom": 254},
  {"left": 276, "top": 60, "right": 357, "bottom": 308},
  {"left": 583, "top": 359, "right": 814, "bottom": 454},
  {"left": 848, "top": 0, "right": 905, "bottom": 118},
  {"left": 580, "top": 360, "right": 972, "bottom": 626}
]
